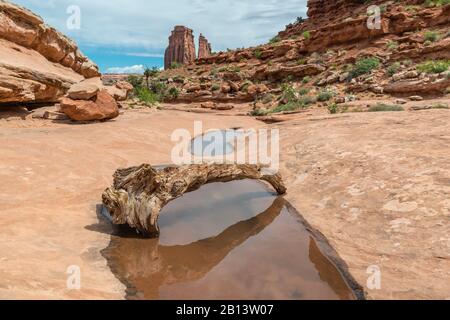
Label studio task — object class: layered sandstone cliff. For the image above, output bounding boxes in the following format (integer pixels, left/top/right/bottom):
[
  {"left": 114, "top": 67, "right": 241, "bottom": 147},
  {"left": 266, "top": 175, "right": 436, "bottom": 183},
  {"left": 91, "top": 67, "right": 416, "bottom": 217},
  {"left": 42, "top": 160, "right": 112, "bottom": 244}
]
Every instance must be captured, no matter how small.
[
  {"left": 198, "top": 33, "right": 212, "bottom": 59},
  {"left": 0, "top": 0, "right": 99, "bottom": 105},
  {"left": 164, "top": 26, "right": 196, "bottom": 69}
]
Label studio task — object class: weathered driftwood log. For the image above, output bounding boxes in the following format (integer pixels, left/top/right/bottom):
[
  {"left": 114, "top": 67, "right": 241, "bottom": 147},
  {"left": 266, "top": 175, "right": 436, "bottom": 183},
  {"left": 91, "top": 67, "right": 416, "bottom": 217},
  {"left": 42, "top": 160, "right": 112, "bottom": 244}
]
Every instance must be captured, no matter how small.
[{"left": 102, "top": 164, "right": 287, "bottom": 237}]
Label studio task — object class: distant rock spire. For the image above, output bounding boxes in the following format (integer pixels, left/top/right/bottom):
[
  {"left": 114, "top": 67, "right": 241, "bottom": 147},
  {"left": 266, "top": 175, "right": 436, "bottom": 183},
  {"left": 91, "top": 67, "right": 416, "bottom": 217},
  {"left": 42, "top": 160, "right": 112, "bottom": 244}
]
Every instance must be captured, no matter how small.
[
  {"left": 164, "top": 26, "right": 196, "bottom": 69},
  {"left": 198, "top": 33, "right": 212, "bottom": 59}
]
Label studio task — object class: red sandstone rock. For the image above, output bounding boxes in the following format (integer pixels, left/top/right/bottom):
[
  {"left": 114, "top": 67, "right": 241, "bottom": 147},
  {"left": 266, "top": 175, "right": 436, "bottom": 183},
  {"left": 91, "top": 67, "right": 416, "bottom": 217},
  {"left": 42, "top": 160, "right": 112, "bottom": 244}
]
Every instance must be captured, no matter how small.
[
  {"left": 164, "top": 26, "right": 196, "bottom": 69},
  {"left": 198, "top": 33, "right": 212, "bottom": 59},
  {"left": 68, "top": 77, "right": 103, "bottom": 100},
  {"left": 116, "top": 81, "right": 133, "bottom": 93},
  {"left": 0, "top": 1, "right": 100, "bottom": 105},
  {"left": 60, "top": 90, "right": 119, "bottom": 121}
]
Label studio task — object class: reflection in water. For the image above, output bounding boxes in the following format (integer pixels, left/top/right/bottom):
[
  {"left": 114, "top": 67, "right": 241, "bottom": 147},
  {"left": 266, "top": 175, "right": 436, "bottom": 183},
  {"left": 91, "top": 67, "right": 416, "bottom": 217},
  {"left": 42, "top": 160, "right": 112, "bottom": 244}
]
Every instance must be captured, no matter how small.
[{"left": 103, "top": 180, "right": 356, "bottom": 300}]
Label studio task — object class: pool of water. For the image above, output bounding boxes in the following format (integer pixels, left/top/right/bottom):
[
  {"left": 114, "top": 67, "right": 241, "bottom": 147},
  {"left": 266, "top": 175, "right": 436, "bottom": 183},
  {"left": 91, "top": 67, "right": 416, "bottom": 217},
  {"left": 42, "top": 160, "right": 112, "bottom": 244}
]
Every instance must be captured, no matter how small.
[
  {"left": 103, "top": 179, "right": 360, "bottom": 300},
  {"left": 189, "top": 129, "right": 245, "bottom": 157}
]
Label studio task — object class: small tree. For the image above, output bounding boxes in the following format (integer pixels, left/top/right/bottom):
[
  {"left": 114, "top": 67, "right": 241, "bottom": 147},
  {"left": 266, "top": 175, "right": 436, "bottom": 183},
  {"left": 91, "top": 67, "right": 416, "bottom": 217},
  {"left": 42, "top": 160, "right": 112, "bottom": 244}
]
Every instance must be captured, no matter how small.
[{"left": 143, "top": 67, "right": 159, "bottom": 88}]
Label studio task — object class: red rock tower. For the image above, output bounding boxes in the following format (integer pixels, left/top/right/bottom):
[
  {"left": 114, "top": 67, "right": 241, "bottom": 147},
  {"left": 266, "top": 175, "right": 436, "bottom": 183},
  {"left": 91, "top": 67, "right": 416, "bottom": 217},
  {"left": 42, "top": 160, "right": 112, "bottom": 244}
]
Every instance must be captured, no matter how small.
[
  {"left": 164, "top": 26, "right": 196, "bottom": 69},
  {"left": 198, "top": 33, "right": 212, "bottom": 59}
]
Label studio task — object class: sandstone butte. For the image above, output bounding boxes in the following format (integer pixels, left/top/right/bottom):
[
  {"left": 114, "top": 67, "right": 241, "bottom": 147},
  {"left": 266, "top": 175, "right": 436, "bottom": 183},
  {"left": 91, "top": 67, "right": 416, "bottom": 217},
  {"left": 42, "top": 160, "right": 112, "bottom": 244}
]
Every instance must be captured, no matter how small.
[
  {"left": 164, "top": 26, "right": 212, "bottom": 69},
  {"left": 198, "top": 33, "right": 212, "bottom": 59},
  {"left": 1, "top": 0, "right": 450, "bottom": 300}
]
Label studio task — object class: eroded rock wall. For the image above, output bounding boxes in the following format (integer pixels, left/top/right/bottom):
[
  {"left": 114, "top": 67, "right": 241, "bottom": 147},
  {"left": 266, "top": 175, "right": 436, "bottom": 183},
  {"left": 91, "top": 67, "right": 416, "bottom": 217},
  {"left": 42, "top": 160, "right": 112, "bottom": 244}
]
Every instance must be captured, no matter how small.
[
  {"left": 0, "top": 0, "right": 99, "bottom": 78},
  {"left": 0, "top": 0, "right": 100, "bottom": 105}
]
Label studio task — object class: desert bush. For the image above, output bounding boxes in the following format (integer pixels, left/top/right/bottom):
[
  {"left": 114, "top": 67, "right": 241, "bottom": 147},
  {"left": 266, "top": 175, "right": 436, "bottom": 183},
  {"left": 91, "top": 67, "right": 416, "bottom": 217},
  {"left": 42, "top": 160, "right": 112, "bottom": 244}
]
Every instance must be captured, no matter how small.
[
  {"left": 136, "top": 87, "right": 160, "bottom": 105},
  {"left": 271, "top": 96, "right": 315, "bottom": 114},
  {"left": 167, "top": 87, "right": 179, "bottom": 99},
  {"left": 386, "top": 40, "right": 399, "bottom": 50},
  {"left": 368, "top": 103, "right": 404, "bottom": 112},
  {"left": 424, "top": 31, "right": 441, "bottom": 42},
  {"left": 127, "top": 75, "right": 144, "bottom": 90},
  {"left": 387, "top": 62, "right": 401, "bottom": 77},
  {"left": 424, "top": 0, "right": 450, "bottom": 7},
  {"left": 431, "top": 103, "right": 449, "bottom": 109},
  {"left": 327, "top": 103, "right": 339, "bottom": 114},
  {"left": 349, "top": 57, "right": 380, "bottom": 79},
  {"left": 317, "top": 89, "right": 334, "bottom": 102},
  {"left": 417, "top": 60, "right": 450, "bottom": 74},
  {"left": 169, "top": 62, "right": 183, "bottom": 69},
  {"left": 269, "top": 36, "right": 280, "bottom": 44},
  {"left": 302, "top": 31, "right": 311, "bottom": 40}
]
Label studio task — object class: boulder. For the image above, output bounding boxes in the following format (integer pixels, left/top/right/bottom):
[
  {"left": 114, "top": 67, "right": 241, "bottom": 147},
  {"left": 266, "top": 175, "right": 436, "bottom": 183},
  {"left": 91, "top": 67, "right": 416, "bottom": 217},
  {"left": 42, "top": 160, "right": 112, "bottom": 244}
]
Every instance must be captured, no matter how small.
[
  {"left": 68, "top": 77, "right": 103, "bottom": 100},
  {"left": 60, "top": 90, "right": 119, "bottom": 121},
  {"left": 105, "top": 85, "right": 127, "bottom": 102},
  {"left": 200, "top": 101, "right": 216, "bottom": 109},
  {"left": 116, "top": 81, "right": 133, "bottom": 92},
  {"left": 221, "top": 83, "right": 231, "bottom": 94}
]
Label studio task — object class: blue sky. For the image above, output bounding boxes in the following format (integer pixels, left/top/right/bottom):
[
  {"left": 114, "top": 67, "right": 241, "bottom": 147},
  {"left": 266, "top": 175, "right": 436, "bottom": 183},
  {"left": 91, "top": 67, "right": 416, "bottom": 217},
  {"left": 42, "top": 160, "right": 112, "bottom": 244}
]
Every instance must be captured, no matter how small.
[{"left": 13, "top": 0, "right": 308, "bottom": 73}]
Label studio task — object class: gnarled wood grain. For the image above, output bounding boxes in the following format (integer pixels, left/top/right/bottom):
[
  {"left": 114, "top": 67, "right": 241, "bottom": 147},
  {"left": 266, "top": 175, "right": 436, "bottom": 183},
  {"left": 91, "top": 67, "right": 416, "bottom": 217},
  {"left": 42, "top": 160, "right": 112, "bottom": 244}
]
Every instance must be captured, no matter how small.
[{"left": 102, "top": 164, "right": 287, "bottom": 237}]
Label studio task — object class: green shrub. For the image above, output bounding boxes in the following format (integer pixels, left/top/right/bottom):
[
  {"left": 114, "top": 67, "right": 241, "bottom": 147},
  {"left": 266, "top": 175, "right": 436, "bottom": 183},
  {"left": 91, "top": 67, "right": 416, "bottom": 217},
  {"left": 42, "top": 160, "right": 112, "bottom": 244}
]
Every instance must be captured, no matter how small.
[
  {"left": 302, "top": 31, "right": 311, "bottom": 40},
  {"left": 280, "top": 84, "right": 297, "bottom": 103},
  {"left": 298, "top": 88, "right": 310, "bottom": 96},
  {"left": 317, "top": 89, "right": 334, "bottom": 102},
  {"left": 368, "top": 103, "right": 404, "bottom": 112},
  {"left": 167, "top": 87, "right": 179, "bottom": 99},
  {"left": 386, "top": 40, "right": 399, "bottom": 50},
  {"left": 250, "top": 108, "right": 269, "bottom": 116},
  {"left": 254, "top": 49, "right": 263, "bottom": 59},
  {"left": 350, "top": 57, "right": 381, "bottom": 79},
  {"left": 424, "top": 31, "right": 441, "bottom": 42},
  {"left": 271, "top": 97, "right": 314, "bottom": 113},
  {"left": 424, "top": 0, "right": 450, "bottom": 7},
  {"left": 387, "top": 62, "right": 401, "bottom": 77},
  {"left": 431, "top": 103, "right": 449, "bottom": 109},
  {"left": 169, "top": 62, "right": 183, "bottom": 69},
  {"left": 127, "top": 75, "right": 144, "bottom": 89},
  {"left": 417, "top": 60, "right": 450, "bottom": 74},
  {"left": 327, "top": 103, "right": 339, "bottom": 114},
  {"left": 136, "top": 87, "right": 160, "bottom": 105},
  {"left": 269, "top": 36, "right": 280, "bottom": 44}
]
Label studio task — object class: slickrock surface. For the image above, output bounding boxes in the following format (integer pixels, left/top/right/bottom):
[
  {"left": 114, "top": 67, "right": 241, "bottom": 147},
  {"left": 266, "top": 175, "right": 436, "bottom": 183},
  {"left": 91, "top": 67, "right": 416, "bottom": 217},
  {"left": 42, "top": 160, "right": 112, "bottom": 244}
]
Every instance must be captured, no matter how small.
[
  {"left": 164, "top": 26, "right": 196, "bottom": 69},
  {"left": 0, "top": 0, "right": 99, "bottom": 105},
  {"left": 0, "top": 109, "right": 261, "bottom": 299},
  {"left": 1, "top": 107, "right": 449, "bottom": 299}
]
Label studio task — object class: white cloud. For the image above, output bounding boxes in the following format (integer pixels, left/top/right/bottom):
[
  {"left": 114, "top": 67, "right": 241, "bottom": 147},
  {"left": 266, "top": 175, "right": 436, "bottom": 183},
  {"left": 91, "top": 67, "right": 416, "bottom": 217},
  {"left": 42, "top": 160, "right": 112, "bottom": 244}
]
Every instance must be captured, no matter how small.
[
  {"left": 13, "top": 0, "right": 308, "bottom": 52},
  {"left": 105, "top": 64, "right": 145, "bottom": 74}
]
